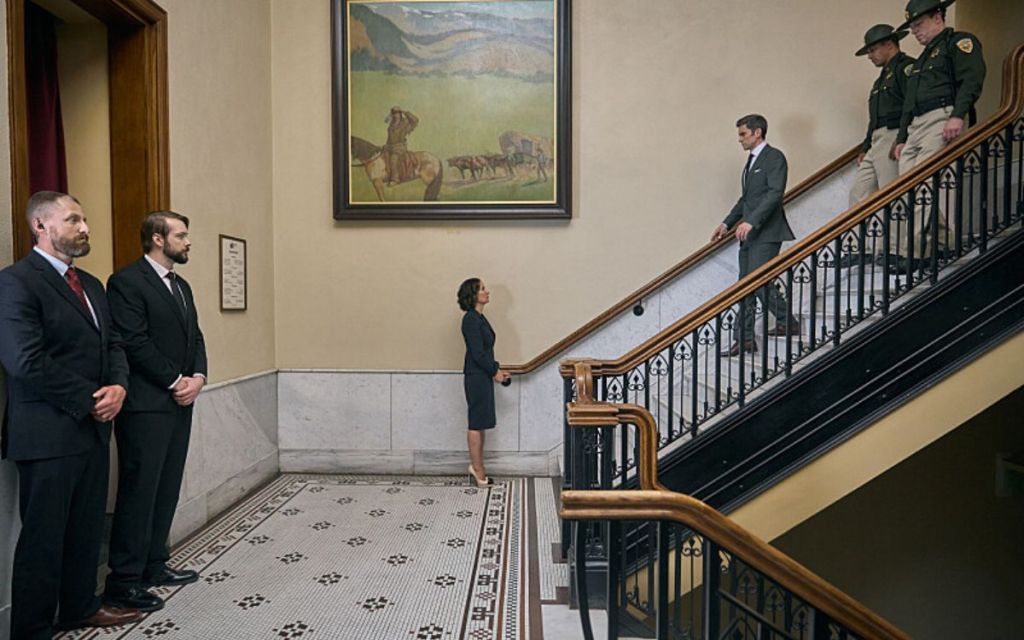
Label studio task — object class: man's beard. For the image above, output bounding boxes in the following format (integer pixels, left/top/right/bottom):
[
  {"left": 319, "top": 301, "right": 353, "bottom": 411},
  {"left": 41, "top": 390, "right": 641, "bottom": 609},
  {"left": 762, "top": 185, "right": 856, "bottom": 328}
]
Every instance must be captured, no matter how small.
[
  {"left": 164, "top": 245, "right": 189, "bottom": 265},
  {"left": 55, "top": 235, "right": 91, "bottom": 258}
]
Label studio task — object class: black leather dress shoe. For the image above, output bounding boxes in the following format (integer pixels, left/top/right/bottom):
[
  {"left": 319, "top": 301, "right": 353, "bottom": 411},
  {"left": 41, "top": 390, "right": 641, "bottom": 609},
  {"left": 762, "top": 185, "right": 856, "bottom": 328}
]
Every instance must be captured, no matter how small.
[
  {"left": 143, "top": 566, "right": 200, "bottom": 587},
  {"left": 765, "top": 319, "right": 801, "bottom": 337},
  {"left": 720, "top": 340, "right": 757, "bottom": 357},
  {"left": 886, "top": 257, "right": 917, "bottom": 275},
  {"left": 837, "top": 254, "right": 867, "bottom": 268},
  {"left": 104, "top": 586, "right": 164, "bottom": 612}
]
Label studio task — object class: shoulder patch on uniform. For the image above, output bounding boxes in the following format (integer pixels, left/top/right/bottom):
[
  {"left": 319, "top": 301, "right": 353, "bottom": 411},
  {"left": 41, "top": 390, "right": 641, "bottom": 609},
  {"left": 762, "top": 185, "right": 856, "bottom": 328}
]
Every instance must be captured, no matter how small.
[{"left": 957, "top": 38, "right": 974, "bottom": 54}]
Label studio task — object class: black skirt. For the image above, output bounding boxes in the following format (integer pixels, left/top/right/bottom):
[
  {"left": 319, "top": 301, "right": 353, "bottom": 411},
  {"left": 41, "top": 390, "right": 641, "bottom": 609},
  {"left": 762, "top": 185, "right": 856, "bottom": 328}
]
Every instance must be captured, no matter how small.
[{"left": 464, "top": 373, "right": 496, "bottom": 430}]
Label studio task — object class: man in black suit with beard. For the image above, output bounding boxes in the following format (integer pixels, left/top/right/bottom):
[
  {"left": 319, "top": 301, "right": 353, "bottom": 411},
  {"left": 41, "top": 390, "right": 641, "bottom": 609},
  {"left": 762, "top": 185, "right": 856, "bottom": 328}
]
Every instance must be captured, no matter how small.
[
  {"left": 0, "top": 191, "right": 142, "bottom": 639},
  {"left": 711, "top": 114, "right": 800, "bottom": 356},
  {"left": 103, "top": 211, "right": 207, "bottom": 612}
]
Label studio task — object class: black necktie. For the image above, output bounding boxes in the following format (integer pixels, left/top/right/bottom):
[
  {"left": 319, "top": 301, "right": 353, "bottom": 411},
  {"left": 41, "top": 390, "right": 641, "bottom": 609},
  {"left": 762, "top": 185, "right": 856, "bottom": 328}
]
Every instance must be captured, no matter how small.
[
  {"left": 742, "top": 153, "right": 754, "bottom": 188},
  {"left": 166, "top": 272, "right": 187, "bottom": 313}
]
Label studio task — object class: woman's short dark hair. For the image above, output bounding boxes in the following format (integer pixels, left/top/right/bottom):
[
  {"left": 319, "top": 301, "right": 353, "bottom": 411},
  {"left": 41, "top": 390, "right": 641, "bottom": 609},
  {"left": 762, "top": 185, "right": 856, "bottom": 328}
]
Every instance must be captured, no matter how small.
[{"left": 457, "top": 278, "right": 481, "bottom": 311}]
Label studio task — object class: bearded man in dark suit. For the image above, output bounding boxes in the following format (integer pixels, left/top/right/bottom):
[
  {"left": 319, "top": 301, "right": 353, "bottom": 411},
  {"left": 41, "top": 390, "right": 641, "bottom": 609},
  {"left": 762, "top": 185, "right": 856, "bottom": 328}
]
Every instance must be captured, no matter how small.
[
  {"left": 0, "top": 191, "right": 142, "bottom": 639},
  {"left": 711, "top": 114, "right": 800, "bottom": 356},
  {"left": 103, "top": 211, "right": 207, "bottom": 612}
]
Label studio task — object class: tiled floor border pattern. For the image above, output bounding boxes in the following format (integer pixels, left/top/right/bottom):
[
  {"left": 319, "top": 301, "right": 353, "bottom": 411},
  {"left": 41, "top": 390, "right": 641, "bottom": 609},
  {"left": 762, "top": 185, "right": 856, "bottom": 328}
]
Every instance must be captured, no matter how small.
[
  {"left": 56, "top": 475, "right": 548, "bottom": 640},
  {"left": 534, "top": 478, "right": 569, "bottom": 604}
]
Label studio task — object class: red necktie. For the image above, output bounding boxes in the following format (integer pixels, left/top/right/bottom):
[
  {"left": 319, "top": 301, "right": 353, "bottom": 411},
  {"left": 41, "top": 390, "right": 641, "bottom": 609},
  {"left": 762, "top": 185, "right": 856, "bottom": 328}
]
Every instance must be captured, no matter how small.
[{"left": 64, "top": 267, "right": 91, "bottom": 314}]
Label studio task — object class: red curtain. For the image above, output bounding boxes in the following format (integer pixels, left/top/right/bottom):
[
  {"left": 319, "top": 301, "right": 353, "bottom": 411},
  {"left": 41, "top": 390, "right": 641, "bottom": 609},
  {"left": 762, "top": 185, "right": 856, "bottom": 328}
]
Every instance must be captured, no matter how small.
[{"left": 26, "top": 1, "right": 68, "bottom": 195}]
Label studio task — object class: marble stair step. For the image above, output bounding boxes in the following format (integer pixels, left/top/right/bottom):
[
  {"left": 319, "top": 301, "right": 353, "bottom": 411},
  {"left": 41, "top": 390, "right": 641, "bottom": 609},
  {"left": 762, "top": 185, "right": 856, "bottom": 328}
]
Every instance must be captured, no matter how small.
[{"left": 667, "top": 316, "right": 880, "bottom": 388}]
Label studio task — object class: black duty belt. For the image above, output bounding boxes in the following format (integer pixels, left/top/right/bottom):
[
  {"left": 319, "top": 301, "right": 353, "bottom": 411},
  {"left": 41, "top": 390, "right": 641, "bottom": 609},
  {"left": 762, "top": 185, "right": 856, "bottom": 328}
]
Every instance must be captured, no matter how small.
[
  {"left": 913, "top": 96, "right": 954, "bottom": 117},
  {"left": 874, "top": 115, "right": 902, "bottom": 131}
]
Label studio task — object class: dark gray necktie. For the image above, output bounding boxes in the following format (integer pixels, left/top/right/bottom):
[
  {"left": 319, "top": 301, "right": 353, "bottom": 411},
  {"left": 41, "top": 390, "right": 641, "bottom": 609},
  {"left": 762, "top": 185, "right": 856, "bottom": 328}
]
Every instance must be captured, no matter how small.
[
  {"left": 742, "top": 153, "right": 754, "bottom": 188},
  {"left": 166, "top": 272, "right": 187, "bottom": 313}
]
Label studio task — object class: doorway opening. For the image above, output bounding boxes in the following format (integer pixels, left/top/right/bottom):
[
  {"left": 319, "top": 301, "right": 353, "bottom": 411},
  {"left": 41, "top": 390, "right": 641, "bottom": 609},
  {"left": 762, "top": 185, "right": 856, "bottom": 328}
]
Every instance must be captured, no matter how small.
[{"left": 6, "top": 0, "right": 169, "bottom": 271}]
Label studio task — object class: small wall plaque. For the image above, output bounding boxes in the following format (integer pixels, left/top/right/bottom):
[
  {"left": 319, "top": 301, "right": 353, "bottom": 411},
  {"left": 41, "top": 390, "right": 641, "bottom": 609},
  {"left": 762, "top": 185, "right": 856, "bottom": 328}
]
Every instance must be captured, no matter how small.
[{"left": 219, "top": 234, "right": 247, "bottom": 311}]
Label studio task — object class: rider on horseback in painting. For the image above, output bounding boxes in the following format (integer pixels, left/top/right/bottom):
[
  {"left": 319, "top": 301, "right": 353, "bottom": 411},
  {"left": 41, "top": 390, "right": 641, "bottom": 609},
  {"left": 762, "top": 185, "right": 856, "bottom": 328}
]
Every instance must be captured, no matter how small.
[{"left": 384, "top": 106, "right": 419, "bottom": 186}]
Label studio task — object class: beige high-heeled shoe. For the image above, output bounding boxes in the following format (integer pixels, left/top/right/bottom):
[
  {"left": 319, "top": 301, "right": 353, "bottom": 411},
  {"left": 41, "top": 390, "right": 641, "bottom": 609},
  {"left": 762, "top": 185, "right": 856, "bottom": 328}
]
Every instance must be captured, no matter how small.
[{"left": 467, "top": 464, "right": 494, "bottom": 487}]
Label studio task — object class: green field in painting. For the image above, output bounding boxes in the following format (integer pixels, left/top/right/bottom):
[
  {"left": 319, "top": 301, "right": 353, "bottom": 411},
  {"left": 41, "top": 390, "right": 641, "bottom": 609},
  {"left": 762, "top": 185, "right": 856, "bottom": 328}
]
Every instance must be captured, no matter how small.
[
  {"left": 371, "top": 172, "right": 554, "bottom": 204},
  {"left": 348, "top": 71, "right": 555, "bottom": 204}
]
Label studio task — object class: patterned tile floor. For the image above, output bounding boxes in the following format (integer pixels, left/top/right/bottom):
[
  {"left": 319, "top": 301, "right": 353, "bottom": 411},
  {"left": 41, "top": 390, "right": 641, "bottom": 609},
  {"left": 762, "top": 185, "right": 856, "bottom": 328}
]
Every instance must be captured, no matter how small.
[{"left": 55, "top": 474, "right": 573, "bottom": 640}]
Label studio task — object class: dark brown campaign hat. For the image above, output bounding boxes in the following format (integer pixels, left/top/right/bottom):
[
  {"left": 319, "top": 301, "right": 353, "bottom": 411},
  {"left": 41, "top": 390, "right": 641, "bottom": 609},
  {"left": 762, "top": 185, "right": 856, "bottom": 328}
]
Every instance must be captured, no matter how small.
[
  {"left": 898, "top": 0, "right": 956, "bottom": 31},
  {"left": 856, "top": 24, "right": 908, "bottom": 56}
]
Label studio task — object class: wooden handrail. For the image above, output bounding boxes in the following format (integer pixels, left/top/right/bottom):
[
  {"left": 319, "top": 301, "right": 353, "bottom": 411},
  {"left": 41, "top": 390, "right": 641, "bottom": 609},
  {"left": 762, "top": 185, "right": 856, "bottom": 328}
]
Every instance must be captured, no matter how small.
[
  {"left": 561, "top": 490, "right": 909, "bottom": 640},
  {"left": 502, "top": 145, "right": 860, "bottom": 375},
  {"left": 560, "top": 42, "right": 1024, "bottom": 378},
  {"left": 561, "top": 398, "right": 909, "bottom": 640}
]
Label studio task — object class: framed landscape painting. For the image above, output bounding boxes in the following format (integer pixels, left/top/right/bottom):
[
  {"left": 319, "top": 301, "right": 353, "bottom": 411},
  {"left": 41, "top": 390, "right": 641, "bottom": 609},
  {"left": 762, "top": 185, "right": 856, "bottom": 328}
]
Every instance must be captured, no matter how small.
[{"left": 332, "top": 0, "right": 571, "bottom": 220}]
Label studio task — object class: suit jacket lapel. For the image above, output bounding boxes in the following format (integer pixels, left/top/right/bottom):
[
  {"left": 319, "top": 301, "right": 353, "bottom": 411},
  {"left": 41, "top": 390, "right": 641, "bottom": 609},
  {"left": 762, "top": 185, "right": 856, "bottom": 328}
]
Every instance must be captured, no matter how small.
[
  {"left": 138, "top": 258, "right": 188, "bottom": 332},
  {"left": 29, "top": 252, "right": 100, "bottom": 332},
  {"left": 178, "top": 276, "right": 197, "bottom": 345},
  {"left": 750, "top": 145, "right": 770, "bottom": 173},
  {"left": 80, "top": 276, "right": 108, "bottom": 336}
]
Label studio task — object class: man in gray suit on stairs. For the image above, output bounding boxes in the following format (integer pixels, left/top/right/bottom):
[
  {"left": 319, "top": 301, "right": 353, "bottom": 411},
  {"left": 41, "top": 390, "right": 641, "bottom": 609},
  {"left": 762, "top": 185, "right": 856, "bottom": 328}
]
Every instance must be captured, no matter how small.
[{"left": 711, "top": 114, "right": 800, "bottom": 356}]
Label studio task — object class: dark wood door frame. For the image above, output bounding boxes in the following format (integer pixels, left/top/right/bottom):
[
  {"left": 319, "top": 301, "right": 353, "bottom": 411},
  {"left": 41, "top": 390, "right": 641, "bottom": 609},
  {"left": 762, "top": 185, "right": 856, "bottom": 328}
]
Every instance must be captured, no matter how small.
[{"left": 6, "top": 0, "right": 169, "bottom": 269}]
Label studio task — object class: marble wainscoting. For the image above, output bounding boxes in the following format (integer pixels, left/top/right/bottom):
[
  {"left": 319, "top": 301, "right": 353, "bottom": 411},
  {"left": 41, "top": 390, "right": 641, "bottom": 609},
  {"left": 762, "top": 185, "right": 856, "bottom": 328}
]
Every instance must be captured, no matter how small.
[
  {"left": 168, "top": 370, "right": 279, "bottom": 546},
  {"left": 278, "top": 370, "right": 555, "bottom": 476}
]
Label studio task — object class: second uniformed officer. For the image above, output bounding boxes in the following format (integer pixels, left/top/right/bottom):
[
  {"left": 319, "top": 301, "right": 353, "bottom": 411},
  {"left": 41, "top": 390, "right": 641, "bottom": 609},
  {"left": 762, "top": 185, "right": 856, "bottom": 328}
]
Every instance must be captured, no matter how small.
[
  {"left": 849, "top": 24, "right": 916, "bottom": 208},
  {"left": 893, "top": 0, "right": 985, "bottom": 261}
]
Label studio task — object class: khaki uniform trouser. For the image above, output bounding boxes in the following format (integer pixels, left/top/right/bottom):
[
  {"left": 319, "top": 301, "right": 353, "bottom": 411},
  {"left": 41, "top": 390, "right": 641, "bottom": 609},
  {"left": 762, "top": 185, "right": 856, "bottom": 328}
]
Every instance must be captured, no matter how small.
[
  {"left": 849, "top": 127, "right": 900, "bottom": 208},
  {"left": 896, "top": 106, "right": 955, "bottom": 258}
]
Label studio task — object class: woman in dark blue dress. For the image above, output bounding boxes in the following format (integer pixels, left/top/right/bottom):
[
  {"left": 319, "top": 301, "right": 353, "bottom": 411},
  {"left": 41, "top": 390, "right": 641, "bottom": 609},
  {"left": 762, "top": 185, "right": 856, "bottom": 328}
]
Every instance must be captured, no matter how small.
[{"left": 458, "top": 278, "right": 510, "bottom": 487}]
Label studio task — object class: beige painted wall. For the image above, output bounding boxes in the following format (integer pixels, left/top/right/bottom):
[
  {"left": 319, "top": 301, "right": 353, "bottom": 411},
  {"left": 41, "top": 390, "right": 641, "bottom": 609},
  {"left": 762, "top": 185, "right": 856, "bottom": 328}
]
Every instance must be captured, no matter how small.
[
  {"left": 56, "top": 20, "right": 113, "bottom": 282},
  {"left": 271, "top": 0, "right": 930, "bottom": 370},
  {"left": 1, "top": 0, "right": 276, "bottom": 383},
  {"left": 159, "top": 0, "right": 276, "bottom": 382},
  {"left": 773, "top": 386, "right": 1024, "bottom": 638},
  {"left": 957, "top": 0, "right": 1024, "bottom": 119}
]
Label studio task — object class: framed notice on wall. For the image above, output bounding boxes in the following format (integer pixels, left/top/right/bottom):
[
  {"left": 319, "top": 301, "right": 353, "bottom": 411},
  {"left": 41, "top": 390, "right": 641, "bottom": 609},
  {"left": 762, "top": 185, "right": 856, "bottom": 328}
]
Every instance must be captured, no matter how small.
[{"left": 219, "top": 235, "right": 247, "bottom": 311}]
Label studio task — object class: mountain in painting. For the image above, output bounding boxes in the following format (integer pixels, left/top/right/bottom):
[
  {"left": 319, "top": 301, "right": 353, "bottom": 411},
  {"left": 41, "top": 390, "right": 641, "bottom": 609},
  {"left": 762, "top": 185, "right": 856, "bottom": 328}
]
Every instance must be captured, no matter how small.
[{"left": 348, "top": 3, "right": 554, "bottom": 82}]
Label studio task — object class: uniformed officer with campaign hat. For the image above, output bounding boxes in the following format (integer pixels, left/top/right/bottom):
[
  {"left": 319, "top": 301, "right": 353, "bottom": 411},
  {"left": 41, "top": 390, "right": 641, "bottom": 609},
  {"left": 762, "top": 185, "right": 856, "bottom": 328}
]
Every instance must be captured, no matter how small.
[
  {"left": 849, "top": 24, "right": 916, "bottom": 210},
  {"left": 893, "top": 0, "right": 985, "bottom": 261}
]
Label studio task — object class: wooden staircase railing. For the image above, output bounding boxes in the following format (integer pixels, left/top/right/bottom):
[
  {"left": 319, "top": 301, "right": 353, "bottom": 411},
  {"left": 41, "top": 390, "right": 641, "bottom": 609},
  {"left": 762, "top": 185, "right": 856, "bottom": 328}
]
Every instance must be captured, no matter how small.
[
  {"left": 560, "top": 42, "right": 1024, "bottom": 381},
  {"left": 561, "top": 395, "right": 910, "bottom": 640}
]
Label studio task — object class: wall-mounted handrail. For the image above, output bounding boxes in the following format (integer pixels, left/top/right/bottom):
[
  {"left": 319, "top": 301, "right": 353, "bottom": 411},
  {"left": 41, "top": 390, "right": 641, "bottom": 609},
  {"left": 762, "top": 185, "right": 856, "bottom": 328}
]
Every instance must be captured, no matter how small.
[
  {"left": 560, "top": 42, "right": 1024, "bottom": 379},
  {"left": 502, "top": 146, "right": 860, "bottom": 375}
]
